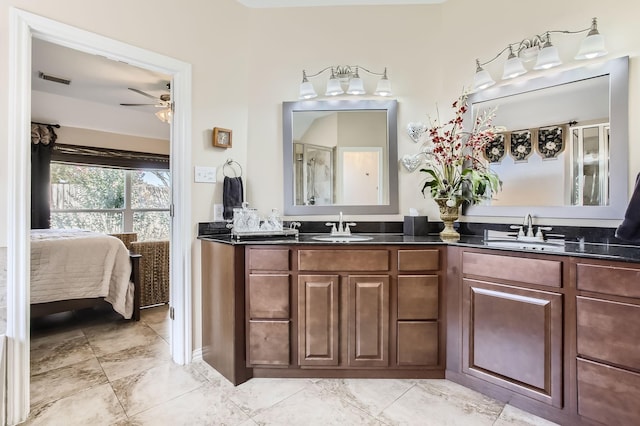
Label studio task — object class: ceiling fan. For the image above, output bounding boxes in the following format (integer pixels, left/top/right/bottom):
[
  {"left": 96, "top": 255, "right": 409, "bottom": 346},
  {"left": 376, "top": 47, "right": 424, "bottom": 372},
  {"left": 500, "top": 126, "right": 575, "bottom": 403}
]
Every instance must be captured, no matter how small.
[{"left": 120, "top": 83, "right": 172, "bottom": 123}]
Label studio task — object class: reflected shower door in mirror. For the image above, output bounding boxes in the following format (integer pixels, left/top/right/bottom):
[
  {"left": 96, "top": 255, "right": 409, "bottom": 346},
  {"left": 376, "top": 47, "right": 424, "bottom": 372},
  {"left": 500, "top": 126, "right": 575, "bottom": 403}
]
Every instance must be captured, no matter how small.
[
  {"left": 283, "top": 100, "right": 398, "bottom": 215},
  {"left": 571, "top": 124, "right": 609, "bottom": 206},
  {"left": 465, "top": 56, "right": 628, "bottom": 220}
]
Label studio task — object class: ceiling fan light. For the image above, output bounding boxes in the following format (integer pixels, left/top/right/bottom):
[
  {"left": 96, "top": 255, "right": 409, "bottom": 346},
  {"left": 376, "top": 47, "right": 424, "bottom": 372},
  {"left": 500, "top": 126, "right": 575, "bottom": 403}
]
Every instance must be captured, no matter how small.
[{"left": 155, "top": 108, "right": 172, "bottom": 123}]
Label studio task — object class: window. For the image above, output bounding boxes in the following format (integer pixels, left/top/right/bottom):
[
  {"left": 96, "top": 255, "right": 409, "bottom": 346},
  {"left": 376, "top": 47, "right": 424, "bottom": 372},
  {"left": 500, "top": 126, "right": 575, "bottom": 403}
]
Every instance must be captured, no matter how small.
[{"left": 50, "top": 163, "right": 171, "bottom": 240}]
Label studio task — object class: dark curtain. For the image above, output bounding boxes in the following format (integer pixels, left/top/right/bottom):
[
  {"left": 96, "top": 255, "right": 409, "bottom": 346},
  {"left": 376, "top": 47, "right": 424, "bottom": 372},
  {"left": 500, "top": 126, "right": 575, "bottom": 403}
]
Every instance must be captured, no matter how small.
[{"left": 31, "top": 124, "right": 58, "bottom": 229}]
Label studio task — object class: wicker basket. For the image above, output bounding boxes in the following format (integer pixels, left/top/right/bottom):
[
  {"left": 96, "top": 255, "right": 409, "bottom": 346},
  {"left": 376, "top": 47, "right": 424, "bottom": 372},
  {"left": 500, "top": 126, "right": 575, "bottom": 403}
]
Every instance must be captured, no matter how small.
[
  {"left": 130, "top": 240, "right": 170, "bottom": 307},
  {"left": 108, "top": 232, "right": 138, "bottom": 249}
]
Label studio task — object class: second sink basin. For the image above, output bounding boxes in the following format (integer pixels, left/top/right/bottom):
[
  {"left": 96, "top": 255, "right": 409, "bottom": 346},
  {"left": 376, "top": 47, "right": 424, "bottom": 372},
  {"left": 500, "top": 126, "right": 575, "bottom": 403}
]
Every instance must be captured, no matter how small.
[
  {"left": 311, "top": 235, "right": 374, "bottom": 243},
  {"left": 484, "top": 239, "right": 565, "bottom": 252}
]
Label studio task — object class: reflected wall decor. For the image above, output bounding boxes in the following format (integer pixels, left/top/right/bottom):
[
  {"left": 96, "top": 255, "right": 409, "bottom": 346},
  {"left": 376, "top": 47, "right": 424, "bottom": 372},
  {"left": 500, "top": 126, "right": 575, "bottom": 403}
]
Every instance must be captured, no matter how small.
[{"left": 510, "top": 130, "right": 533, "bottom": 162}]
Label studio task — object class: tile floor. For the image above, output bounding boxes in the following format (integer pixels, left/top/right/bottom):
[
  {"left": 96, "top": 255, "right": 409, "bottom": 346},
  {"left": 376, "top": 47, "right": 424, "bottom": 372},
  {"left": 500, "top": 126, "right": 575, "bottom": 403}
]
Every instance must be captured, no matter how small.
[{"left": 25, "top": 305, "right": 558, "bottom": 425}]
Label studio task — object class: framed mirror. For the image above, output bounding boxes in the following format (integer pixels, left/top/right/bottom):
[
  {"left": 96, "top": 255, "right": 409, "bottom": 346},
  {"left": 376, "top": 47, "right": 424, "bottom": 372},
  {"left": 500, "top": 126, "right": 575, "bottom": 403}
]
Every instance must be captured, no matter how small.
[
  {"left": 465, "top": 56, "right": 629, "bottom": 219},
  {"left": 283, "top": 99, "right": 398, "bottom": 215}
]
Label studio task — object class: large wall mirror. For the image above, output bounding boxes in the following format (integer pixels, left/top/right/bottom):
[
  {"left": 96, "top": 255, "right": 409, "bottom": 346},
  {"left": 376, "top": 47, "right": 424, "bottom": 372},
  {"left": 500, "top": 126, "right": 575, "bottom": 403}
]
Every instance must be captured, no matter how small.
[
  {"left": 283, "top": 99, "right": 398, "bottom": 215},
  {"left": 465, "top": 56, "right": 629, "bottom": 219}
]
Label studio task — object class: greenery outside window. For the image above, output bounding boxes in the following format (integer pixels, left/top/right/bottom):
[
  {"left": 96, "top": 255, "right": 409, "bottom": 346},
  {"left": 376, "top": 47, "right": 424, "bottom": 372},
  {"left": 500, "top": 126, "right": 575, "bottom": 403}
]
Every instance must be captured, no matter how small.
[{"left": 50, "top": 163, "right": 171, "bottom": 241}]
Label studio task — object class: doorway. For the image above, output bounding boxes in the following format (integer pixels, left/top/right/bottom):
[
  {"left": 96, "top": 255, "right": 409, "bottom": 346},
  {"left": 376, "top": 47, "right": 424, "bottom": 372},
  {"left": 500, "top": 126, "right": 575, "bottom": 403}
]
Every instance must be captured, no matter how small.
[{"left": 7, "top": 8, "right": 192, "bottom": 424}]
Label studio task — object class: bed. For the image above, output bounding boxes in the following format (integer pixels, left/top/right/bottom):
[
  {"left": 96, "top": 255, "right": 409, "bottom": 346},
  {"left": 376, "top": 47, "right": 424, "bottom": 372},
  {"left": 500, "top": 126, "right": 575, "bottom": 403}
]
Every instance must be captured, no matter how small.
[{"left": 30, "top": 229, "right": 140, "bottom": 320}]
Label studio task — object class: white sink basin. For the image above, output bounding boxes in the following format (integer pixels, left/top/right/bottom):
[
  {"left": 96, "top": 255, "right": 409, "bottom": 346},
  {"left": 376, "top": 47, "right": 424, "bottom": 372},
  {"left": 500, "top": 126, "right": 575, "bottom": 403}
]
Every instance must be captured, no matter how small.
[
  {"left": 484, "top": 239, "right": 565, "bottom": 252},
  {"left": 311, "top": 235, "right": 374, "bottom": 243}
]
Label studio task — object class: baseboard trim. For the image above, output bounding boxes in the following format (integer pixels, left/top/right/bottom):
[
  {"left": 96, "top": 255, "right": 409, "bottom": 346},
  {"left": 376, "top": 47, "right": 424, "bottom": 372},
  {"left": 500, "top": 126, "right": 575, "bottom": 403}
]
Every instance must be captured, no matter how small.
[
  {"left": 1, "top": 334, "right": 6, "bottom": 426},
  {"left": 191, "top": 347, "right": 203, "bottom": 361}
]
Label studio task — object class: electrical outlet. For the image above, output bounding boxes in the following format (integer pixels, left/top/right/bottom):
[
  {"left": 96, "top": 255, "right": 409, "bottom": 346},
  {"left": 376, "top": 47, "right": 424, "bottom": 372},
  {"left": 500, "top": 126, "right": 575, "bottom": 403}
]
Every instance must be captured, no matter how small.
[{"left": 194, "top": 166, "right": 217, "bottom": 183}]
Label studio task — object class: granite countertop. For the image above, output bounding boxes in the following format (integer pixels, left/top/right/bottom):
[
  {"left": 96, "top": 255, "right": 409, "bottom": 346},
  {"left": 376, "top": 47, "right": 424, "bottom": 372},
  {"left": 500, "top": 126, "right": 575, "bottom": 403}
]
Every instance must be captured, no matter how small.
[{"left": 197, "top": 232, "right": 640, "bottom": 264}]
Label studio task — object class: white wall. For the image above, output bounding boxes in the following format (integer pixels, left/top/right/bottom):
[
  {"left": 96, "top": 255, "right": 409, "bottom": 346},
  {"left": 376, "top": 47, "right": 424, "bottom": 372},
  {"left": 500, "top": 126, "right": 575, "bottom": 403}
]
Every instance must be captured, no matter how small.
[
  {"left": 0, "top": 0, "right": 250, "bottom": 351},
  {"left": 244, "top": 0, "right": 640, "bottom": 228},
  {"left": 56, "top": 126, "right": 170, "bottom": 155},
  {"left": 2, "top": 0, "right": 640, "bottom": 354}
]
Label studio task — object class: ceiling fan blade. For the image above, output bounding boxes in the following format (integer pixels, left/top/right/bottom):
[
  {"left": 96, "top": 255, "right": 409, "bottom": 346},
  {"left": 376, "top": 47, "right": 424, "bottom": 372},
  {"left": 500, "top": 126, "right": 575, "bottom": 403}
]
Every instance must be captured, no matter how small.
[
  {"left": 120, "top": 103, "right": 158, "bottom": 106},
  {"left": 127, "top": 88, "right": 159, "bottom": 101}
]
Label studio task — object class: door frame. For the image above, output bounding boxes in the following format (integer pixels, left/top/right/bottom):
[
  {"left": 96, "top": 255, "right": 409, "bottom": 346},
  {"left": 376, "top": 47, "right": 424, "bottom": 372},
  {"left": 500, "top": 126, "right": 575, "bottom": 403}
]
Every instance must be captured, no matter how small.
[{"left": 6, "top": 8, "right": 193, "bottom": 424}]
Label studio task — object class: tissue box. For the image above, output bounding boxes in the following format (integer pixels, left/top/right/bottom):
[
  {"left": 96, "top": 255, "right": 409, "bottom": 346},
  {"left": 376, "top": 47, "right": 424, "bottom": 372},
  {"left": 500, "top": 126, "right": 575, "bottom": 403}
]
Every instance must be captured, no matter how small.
[{"left": 404, "top": 216, "right": 428, "bottom": 236}]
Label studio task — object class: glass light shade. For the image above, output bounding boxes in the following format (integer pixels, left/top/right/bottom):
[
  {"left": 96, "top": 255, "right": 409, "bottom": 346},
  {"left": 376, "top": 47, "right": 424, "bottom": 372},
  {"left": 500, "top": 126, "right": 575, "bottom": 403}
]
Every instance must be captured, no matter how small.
[
  {"left": 155, "top": 108, "right": 172, "bottom": 123},
  {"left": 575, "top": 34, "right": 607, "bottom": 60},
  {"left": 473, "top": 68, "right": 495, "bottom": 91},
  {"left": 533, "top": 45, "right": 562, "bottom": 70},
  {"left": 325, "top": 77, "right": 344, "bottom": 96},
  {"left": 502, "top": 56, "right": 527, "bottom": 80},
  {"left": 374, "top": 77, "right": 392, "bottom": 96},
  {"left": 299, "top": 81, "right": 317, "bottom": 99},
  {"left": 346, "top": 77, "right": 366, "bottom": 95}
]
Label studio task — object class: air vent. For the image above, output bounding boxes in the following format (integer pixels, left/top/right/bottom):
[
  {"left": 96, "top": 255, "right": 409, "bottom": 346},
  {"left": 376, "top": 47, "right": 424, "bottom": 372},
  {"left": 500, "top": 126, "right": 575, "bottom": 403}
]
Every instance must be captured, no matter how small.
[{"left": 38, "top": 71, "right": 71, "bottom": 85}]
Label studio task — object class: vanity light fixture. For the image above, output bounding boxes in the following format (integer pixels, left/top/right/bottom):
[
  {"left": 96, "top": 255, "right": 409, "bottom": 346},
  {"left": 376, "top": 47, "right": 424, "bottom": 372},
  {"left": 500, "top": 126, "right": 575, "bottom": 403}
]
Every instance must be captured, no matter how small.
[
  {"left": 473, "top": 17, "right": 607, "bottom": 91},
  {"left": 298, "top": 65, "right": 392, "bottom": 99}
]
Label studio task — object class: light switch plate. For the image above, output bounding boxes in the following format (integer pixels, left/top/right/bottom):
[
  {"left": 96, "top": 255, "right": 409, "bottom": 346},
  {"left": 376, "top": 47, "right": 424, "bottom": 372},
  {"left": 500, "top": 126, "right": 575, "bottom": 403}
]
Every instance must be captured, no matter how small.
[
  {"left": 194, "top": 166, "right": 217, "bottom": 183},
  {"left": 213, "top": 203, "right": 224, "bottom": 221}
]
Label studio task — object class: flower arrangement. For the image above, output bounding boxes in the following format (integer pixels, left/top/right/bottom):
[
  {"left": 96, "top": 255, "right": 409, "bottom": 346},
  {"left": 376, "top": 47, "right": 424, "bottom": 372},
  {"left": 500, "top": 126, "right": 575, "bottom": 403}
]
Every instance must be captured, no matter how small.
[{"left": 420, "top": 92, "right": 502, "bottom": 206}]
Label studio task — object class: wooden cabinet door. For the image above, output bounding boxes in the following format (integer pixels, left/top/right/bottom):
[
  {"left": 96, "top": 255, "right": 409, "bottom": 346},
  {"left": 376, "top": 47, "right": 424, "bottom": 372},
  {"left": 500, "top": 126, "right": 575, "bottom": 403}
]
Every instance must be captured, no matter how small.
[
  {"left": 347, "top": 275, "right": 389, "bottom": 367},
  {"left": 298, "top": 275, "right": 340, "bottom": 366},
  {"left": 462, "top": 279, "right": 563, "bottom": 407}
]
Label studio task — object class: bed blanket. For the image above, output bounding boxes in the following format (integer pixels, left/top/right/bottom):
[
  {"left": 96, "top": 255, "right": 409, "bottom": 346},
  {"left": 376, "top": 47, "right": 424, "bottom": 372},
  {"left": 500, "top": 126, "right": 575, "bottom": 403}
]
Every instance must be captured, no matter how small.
[{"left": 30, "top": 229, "right": 134, "bottom": 319}]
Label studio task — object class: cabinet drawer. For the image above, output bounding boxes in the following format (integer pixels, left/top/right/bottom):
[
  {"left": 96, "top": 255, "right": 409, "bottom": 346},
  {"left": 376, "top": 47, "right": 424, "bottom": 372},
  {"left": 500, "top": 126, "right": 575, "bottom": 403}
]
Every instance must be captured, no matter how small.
[
  {"left": 248, "top": 320, "right": 290, "bottom": 366},
  {"left": 298, "top": 249, "right": 389, "bottom": 271},
  {"left": 576, "top": 262, "right": 640, "bottom": 298},
  {"left": 397, "top": 275, "right": 438, "bottom": 320},
  {"left": 463, "top": 252, "right": 562, "bottom": 287},
  {"left": 577, "top": 296, "right": 640, "bottom": 370},
  {"left": 248, "top": 248, "right": 290, "bottom": 271},
  {"left": 578, "top": 358, "right": 640, "bottom": 426},
  {"left": 397, "top": 321, "right": 438, "bottom": 366},
  {"left": 398, "top": 249, "right": 439, "bottom": 271},
  {"left": 248, "top": 274, "right": 290, "bottom": 319}
]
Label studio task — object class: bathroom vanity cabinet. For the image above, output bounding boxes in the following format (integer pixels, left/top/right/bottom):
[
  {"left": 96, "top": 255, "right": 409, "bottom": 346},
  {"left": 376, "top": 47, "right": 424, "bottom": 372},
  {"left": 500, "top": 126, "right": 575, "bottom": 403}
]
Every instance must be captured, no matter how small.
[
  {"left": 202, "top": 241, "right": 446, "bottom": 384},
  {"left": 574, "top": 257, "right": 640, "bottom": 426},
  {"left": 456, "top": 250, "right": 564, "bottom": 408},
  {"left": 446, "top": 247, "right": 640, "bottom": 425},
  {"left": 247, "top": 245, "right": 446, "bottom": 377},
  {"left": 201, "top": 236, "right": 640, "bottom": 425}
]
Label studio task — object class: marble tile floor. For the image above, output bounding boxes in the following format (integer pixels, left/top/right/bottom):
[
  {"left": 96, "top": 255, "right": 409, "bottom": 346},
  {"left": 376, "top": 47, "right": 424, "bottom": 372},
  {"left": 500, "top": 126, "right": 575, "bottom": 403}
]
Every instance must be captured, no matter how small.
[{"left": 25, "top": 305, "right": 558, "bottom": 426}]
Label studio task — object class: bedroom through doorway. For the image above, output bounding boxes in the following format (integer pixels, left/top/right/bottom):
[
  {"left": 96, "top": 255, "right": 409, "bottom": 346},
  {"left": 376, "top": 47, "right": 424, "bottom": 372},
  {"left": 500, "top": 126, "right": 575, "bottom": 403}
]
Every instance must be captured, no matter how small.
[{"left": 6, "top": 9, "right": 193, "bottom": 424}]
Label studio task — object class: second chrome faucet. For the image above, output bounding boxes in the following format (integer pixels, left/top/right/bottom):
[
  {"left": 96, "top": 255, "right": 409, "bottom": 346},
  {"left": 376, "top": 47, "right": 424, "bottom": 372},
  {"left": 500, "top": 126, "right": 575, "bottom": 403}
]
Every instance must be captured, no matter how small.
[
  {"left": 510, "top": 214, "right": 552, "bottom": 241},
  {"left": 326, "top": 212, "right": 356, "bottom": 236}
]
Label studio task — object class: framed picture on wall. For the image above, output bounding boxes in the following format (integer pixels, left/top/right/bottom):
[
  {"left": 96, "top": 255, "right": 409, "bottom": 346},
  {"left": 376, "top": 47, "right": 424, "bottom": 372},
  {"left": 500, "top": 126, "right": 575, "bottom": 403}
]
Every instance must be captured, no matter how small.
[{"left": 213, "top": 127, "right": 232, "bottom": 148}]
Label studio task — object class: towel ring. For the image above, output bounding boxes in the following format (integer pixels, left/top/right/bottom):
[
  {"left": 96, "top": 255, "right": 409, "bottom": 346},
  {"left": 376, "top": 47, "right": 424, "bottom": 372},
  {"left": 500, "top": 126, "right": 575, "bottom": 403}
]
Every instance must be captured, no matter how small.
[{"left": 223, "top": 159, "right": 242, "bottom": 177}]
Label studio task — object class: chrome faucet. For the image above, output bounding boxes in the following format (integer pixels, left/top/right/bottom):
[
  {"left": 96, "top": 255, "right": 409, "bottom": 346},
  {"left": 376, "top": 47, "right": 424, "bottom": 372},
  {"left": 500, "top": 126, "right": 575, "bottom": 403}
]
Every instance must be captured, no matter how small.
[
  {"left": 510, "top": 214, "right": 552, "bottom": 241},
  {"left": 326, "top": 211, "right": 356, "bottom": 236},
  {"left": 524, "top": 213, "right": 534, "bottom": 237}
]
